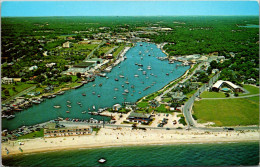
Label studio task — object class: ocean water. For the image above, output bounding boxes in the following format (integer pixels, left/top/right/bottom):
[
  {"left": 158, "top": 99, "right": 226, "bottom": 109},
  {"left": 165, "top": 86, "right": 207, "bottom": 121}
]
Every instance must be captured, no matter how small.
[
  {"left": 2, "top": 142, "right": 259, "bottom": 166},
  {"left": 2, "top": 42, "right": 190, "bottom": 131}
]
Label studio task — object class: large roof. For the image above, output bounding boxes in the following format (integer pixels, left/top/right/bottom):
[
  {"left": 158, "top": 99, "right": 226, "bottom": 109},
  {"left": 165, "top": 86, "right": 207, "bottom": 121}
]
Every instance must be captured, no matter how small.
[
  {"left": 212, "top": 80, "right": 240, "bottom": 89},
  {"left": 128, "top": 112, "right": 151, "bottom": 119}
]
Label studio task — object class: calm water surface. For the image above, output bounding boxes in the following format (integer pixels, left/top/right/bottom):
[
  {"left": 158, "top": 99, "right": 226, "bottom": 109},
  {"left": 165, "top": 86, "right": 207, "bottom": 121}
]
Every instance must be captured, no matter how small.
[
  {"left": 2, "top": 42, "right": 190, "bottom": 130},
  {"left": 2, "top": 142, "right": 259, "bottom": 166}
]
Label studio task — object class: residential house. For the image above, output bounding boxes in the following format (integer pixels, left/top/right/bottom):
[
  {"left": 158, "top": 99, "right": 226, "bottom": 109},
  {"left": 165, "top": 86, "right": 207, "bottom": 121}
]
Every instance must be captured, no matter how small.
[
  {"left": 113, "top": 104, "right": 122, "bottom": 111},
  {"left": 212, "top": 80, "right": 244, "bottom": 92},
  {"left": 2, "top": 77, "right": 13, "bottom": 84}
]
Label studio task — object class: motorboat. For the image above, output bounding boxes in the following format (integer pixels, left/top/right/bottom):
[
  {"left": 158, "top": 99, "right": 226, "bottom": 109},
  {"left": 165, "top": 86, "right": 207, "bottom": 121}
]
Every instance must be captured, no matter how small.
[
  {"left": 82, "top": 93, "right": 86, "bottom": 96},
  {"left": 115, "top": 78, "right": 119, "bottom": 81},
  {"left": 82, "top": 111, "right": 87, "bottom": 114},
  {"left": 138, "top": 68, "right": 143, "bottom": 71},
  {"left": 134, "top": 75, "right": 139, "bottom": 77},
  {"left": 124, "top": 89, "right": 129, "bottom": 93},
  {"left": 147, "top": 66, "right": 152, "bottom": 70},
  {"left": 119, "top": 75, "right": 124, "bottom": 78},
  {"left": 98, "top": 158, "right": 107, "bottom": 164},
  {"left": 67, "top": 105, "right": 71, "bottom": 108},
  {"left": 53, "top": 105, "right": 61, "bottom": 108}
]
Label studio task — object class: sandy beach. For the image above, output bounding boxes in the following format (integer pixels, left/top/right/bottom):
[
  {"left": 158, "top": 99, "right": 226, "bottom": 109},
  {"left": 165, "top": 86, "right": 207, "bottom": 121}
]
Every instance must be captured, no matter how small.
[{"left": 2, "top": 127, "right": 258, "bottom": 157}]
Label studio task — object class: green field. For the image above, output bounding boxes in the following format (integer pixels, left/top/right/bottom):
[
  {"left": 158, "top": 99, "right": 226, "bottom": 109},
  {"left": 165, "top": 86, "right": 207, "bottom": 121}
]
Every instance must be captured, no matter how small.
[
  {"left": 193, "top": 98, "right": 259, "bottom": 126},
  {"left": 200, "top": 91, "right": 226, "bottom": 98},
  {"left": 241, "top": 85, "right": 259, "bottom": 96},
  {"left": 2, "top": 82, "right": 35, "bottom": 99},
  {"left": 17, "top": 129, "right": 44, "bottom": 139}
]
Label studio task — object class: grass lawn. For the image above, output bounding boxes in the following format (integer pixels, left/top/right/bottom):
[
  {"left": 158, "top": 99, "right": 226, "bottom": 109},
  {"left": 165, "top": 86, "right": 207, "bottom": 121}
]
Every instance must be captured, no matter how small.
[
  {"left": 113, "top": 45, "right": 125, "bottom": 57},
  {"left": 17, "top": 129, "right": 44, "bottom": 139},
  {"left": 200, "top": 91, "right": 226, "bottom": 98},
  {"left": 185, "top": 90, "right": 197, "bottom": 98},
  {"left": 155, "top": 104, "right": 170, "bottom": 113},
  {"left": 241, "top": 85, "right": 259, "bottom": 96},
  {"left": 2, "top": 82, "right": 35, "bottom": 99},
  {"left": 162, "top": 97, "right": 172, "bottom": 102},
  {"left": 193, "top": 98, "right": 259, "bottom": 126},
  {"left": 137, "top": 102, "right": 149, "bottom": 108}
]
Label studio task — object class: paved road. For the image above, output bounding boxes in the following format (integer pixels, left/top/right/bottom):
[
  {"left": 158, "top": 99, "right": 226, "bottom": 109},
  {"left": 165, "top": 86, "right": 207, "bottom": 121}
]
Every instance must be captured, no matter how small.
[
  {"left": 3, "top": 85, "right": 36, "bottom": 104},
  {"left": 201, "top": 94, "right": 259, "bottom": 100}
]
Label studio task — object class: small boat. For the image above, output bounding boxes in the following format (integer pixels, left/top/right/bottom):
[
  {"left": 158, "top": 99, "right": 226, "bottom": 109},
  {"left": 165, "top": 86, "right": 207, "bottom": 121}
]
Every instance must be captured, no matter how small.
[
  {"left": 32, "top": 100, "right": 41, "bottom": 104},
  {"left": 82, "top": 93, "right": 86, "bottom": 96},
  {"left": 166, "top": 73, "right": 169, "bottom": 75},
  {"left": 115, "top": 78, "right": 119, "bottom": 81},
  {"left": 66, "top": 111, "right": 70, "bottom": 113},
  {"left": 118, "top": 66, "right": 120, "bottom": 68},
  {"left": 67, "top": 105, "right": 71, "bottom": 108},
  {"left": 125, "top": 81, "right": 129, "bottom": 84},
  {"left": 140, "top": 44, "right": 143, "bottom": 46},
  {"left": 51, "top": 95, "right": 56, "bottom": 98},
  {"left": 124, "top": 89, "right": 129, "bottom": 93},
  {"left": 106, "top": 77, "right": 109, "bottom": 79},
  {"left": 98, "top": 95, "right": 101, "bottom": 97},
  {"left": 119, "top": 75, "right": 124, "bottom": 78},
  {"left": 92, "top": 92, "right": 96, "bottom": 95},
  {"left": 93, "top": 105, "right": 96, "bottom": 110},
  {"left": 135, "top": 63, "right": 138, "bottom": 65},
  {"left": 114, "top": 96, "right": 117, "bottom": 99},
  {"left": 138, "top": 64, "right": 143, "bottom": 67},
  {"left": 93, "top": 84, "right": 96, "bottom": 87},
  {"left": 150, "top": 73, "right": 154, "bottom": 76},
  {"left": 138, "top": 68, "right": 143, "bottom": 71},
  {"left": 57, "top": 91, "right": 65, "bottom": 95},
  {"left": 122, "top": 93, "right": 126, "bottom": 95},
  {"left": 7, "top": 115, "right": 15, "bottom": 120},
  {"left": 67, "top": 101, "right": 71, "bottom": 103},
  {"left": 146, "top": 77, "right": 149, "bottom": 79},
  {"left": 99, "top": 83, "right": 102, "bottom": 87},
  {"left": 77, "top": 102, "right": 81, "bottom": 105},
  {"left": 139, "top": 92, "right": 141, "bottom": 94},
  {"left": 82, "top": 111, "right": 87, "bottom": 114},
  {"left": 114, "top": 88, "right": 118, "bottom": 91},
  {"left": 143, "top": 71, "right": 146, "bottom": 75},
  {"left": 131, "top": 85, "right": 135, "bottom": 88},
  {"left": 54, "top": 105, "right": 61, "bottom": 108},
  {"left": 97, "top": 154, "right": 105, "bottom": 162},
  {"left": 134, "top": 75, "right": 139, "bottom": 77},
  {"left": 141, "top": 57, "right": 143, "bottom": 60},
  {"left": 122, "top": 85, "right": 124, "bottom": 87},
  {"left": 147, "top": 66, "right": 152, "bottom": 70}
]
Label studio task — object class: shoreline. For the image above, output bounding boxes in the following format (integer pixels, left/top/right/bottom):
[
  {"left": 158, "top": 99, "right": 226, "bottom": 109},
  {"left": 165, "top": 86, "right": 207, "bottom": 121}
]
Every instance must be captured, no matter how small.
[{"left": 2, "top": 127, "right": 259, "bottom": 157}]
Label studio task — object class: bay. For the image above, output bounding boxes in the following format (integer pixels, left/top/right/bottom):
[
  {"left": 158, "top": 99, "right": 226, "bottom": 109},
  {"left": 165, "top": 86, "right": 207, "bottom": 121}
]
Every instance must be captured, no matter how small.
[{"left": 2, "top": 42, "right": 190, "bottom": 131}]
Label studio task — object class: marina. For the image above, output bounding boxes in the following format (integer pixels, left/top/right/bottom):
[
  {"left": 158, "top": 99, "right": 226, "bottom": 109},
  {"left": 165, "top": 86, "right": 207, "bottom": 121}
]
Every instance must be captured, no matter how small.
[{"left": 2, "top": 42, "right": 190, "bottom": 131}]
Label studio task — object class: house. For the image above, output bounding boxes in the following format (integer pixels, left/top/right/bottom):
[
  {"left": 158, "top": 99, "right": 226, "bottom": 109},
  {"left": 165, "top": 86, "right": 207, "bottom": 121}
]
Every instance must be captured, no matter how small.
[
  {"left": 44, "top": 126, "right": 92, "bottom": 138},
  {"left": 105, "top": 53, "right": 113, "bottom": 59},
  {"left": 113, "top": 104, "right": 122, "bottom": 111},
  {"left": 62, "top": 41, "right": 72, "bottom": 48},
  {"left": 46, "top": 63, "right": 56, "bottom": 68},
  {"left": 2, "top": 77, "right": 13, "bottom": 84},
  {"left": 29, "top": 65, "right": 38, "bottom": 71},
  {"left": 212, "top": 80, "right": 244, "bottom": 92},
  {"left": 127, "top": 112, "right": 152, "bottom": 124},
  {"left": 170, "top": 92, "right": 186, "bottom": 102}
]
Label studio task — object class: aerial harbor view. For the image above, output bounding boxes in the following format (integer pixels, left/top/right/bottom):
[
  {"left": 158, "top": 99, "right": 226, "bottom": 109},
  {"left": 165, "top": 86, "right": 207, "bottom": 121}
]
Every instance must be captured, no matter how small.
[{"left": 1, "top": 1, "right": 259, "bottom": 166}]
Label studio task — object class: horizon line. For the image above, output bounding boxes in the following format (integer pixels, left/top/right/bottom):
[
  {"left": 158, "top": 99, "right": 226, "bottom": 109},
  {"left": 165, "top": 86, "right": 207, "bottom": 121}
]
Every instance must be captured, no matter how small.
[{"left": 2, "top": 15, "right": 259, "bottom": 18}]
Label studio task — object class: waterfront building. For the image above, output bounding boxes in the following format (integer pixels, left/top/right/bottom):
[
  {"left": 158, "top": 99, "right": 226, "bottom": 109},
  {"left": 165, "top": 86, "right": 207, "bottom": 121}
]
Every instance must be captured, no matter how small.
[
  {"left": 127, "top": 112, "right": 152, "bottom": 124},
  {"left": 44, "top": 125, "right": 92, "bottom": 138}
]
